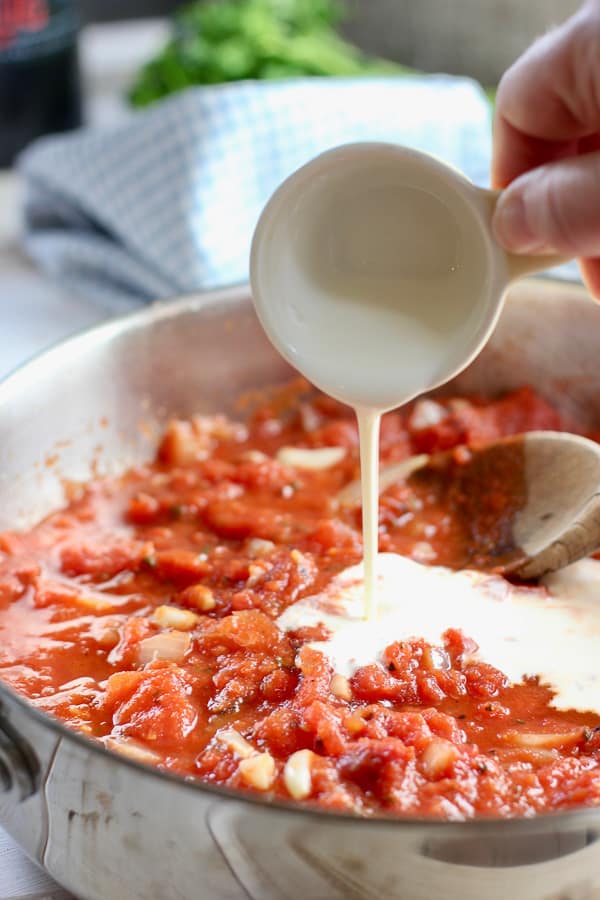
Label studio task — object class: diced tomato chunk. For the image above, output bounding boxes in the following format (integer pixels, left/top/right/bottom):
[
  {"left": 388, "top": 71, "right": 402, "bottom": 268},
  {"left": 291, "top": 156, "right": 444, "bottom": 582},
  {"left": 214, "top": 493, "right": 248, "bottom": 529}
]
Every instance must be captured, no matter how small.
[
  {"left": 464, "top": 662, "right": 508, "bottom": 699},
  {"left": 198, "top": 610, "right": 294, "bottom": 663},
  {"left": 308, "top": 519, "right": 361, "bottom": 552},
  {"left": 60, "top": 537, "right": 148, "bottom": 577},
  {"left": 154, "top": 550, "right": 210, "bottom": 586},
  {"left": 104, "top": 661, "right": 199, "bottom": 750},
  {"left": 203, "top": 499, "right": 287, "bottom": 541}
]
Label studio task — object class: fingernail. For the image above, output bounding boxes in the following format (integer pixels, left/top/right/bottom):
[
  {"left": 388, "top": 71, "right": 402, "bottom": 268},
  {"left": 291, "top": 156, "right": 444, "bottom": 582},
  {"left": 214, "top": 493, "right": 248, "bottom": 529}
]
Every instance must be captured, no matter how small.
[{"left": 493, "top": 191, "right": 546, "bottom": 253}]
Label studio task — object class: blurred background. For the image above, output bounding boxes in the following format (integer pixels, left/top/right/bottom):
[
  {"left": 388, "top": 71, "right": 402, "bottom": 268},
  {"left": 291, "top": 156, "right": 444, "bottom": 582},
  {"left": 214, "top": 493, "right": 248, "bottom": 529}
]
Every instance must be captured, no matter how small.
[
  {"left": 0, "top": 0, "right": 583, "bottom": 379},
  {"left": 80, "top": 0, "right": 580, "bottom": 84},
  {"left": 0, "top": 0, "right": 582, "bottom": 166}
]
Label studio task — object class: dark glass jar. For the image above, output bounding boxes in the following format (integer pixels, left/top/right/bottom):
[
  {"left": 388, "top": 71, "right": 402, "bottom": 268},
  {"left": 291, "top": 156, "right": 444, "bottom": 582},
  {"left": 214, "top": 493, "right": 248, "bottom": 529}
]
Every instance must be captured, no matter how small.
[{"left": 0, "top": 0, "right": 82, "bottom": 166}]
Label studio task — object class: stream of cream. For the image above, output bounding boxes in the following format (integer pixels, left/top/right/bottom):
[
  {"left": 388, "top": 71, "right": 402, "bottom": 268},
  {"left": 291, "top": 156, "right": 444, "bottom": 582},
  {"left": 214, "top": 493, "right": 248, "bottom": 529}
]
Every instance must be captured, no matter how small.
[{"left": 356, "top": 408, "right": 381, "bottom": 620}]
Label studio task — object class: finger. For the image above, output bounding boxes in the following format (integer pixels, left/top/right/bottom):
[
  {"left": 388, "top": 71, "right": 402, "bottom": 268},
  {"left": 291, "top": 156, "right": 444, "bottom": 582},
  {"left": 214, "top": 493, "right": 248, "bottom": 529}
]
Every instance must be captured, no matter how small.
[
  {"left": 492, "top": 151, "right": 600, "bottom": 257},
  {"left": 579, "top": 133, "right": 600, "bottom": 155},
  {"left": 492, "top": 6, "right": 600, "bottom": 187},
  {"left": 492, "top": 119, "right": 576, "bottom": 189},
  {"left": 580, "top": 257, "right": 600, "bottom": 300}
]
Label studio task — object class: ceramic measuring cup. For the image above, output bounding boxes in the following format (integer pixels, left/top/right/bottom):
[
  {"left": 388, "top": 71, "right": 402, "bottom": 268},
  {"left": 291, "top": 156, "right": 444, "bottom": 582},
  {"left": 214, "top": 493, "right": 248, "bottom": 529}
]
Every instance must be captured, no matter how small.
[{"left": 250, "top": 142, "right": 568, "bottom": 412}]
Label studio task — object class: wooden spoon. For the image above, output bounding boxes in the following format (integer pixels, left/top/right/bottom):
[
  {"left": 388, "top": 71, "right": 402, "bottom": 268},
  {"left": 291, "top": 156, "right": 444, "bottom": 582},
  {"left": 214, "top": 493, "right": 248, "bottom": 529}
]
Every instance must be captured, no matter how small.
[{"left": 337, "top": 431, "right": 600, "bottom": 580}]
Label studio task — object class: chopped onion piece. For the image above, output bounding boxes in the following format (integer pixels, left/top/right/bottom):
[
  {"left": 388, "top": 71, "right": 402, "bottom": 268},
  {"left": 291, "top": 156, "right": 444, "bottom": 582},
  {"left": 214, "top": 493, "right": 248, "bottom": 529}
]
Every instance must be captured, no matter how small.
[
  {"left": 104, "top": 736, "right": 161, "bottom": 765},
  {"left": 337, "top": 454, "right": 429, "bottom": 506},
  {"left": 88, "top": 617, "right": 122, "bottom": 649},
  {"left": 277, "top": 446, "right": 346, "bottom": 470},
  {"left": 96, "top": 627, "right": 120, "bottom": 649},
  {"left": 238, "top": 752, "right": 276, "bottom": 790},
  {"left": 504, "top": 730, "right": 584, "bottom": 750},
  {"left": 502, "top": 747, "right": 558, "bottom": 765},
  {"left": 161, "top": 416, "right": 247, "bottom": 465},
  {"left": 283, "top": 749, "right": 315, "bottom": 800},
  {"left": 152, "top": 605, "right": 199, "bottom": 631},
  {"left": 138, "top": 630, "right": 191, "bottom": 665},
  {"left": 216, "top": 728, "right": 255, "bottom": 759}
]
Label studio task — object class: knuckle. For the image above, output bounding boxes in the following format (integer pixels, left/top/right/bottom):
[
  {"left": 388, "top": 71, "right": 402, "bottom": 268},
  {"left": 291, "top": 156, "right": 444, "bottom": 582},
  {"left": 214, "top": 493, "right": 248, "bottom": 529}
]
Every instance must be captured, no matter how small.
[{"left": 534, "top": 157, "right": 600, "bottom": 256}]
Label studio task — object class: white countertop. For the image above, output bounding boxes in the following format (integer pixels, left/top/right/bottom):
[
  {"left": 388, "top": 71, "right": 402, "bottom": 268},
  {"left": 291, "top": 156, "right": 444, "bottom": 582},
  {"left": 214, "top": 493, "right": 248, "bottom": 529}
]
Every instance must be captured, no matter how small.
[
  {"left": 0, "top": 196, "right": 106, "bottom": 383},
  {"left": 0, "top": 19, "right": 169, "bottom": 898}
]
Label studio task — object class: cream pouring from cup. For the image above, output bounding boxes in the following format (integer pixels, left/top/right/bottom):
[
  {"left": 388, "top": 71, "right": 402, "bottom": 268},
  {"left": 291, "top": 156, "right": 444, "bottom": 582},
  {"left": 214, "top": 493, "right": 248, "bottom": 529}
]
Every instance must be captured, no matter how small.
[{"left": 249, "top": 141, "right": 569, "bottom": 619}]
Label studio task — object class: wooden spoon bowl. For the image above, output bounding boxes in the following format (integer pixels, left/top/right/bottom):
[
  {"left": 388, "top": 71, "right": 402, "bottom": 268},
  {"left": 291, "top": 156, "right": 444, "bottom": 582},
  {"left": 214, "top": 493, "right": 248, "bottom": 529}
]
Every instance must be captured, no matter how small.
[
  {"left": 506, "top": 431, "right": 600, "bottom": 578},
  {"left": 338, "top": 431, "right": 600, "bottom": 580}
]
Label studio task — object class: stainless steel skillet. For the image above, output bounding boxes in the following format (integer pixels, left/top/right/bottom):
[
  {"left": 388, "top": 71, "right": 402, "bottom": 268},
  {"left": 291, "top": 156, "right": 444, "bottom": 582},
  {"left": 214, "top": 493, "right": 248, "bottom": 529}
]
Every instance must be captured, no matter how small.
[{"left": 1, "top": 280, "right": 600, "bottom": 900}]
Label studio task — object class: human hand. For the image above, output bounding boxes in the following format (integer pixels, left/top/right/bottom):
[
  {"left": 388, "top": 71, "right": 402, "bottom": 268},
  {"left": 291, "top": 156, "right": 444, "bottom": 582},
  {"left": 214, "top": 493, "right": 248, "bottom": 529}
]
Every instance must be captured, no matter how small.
[{"left": 492, "top": 0, "right": 600, "bottom": 297}]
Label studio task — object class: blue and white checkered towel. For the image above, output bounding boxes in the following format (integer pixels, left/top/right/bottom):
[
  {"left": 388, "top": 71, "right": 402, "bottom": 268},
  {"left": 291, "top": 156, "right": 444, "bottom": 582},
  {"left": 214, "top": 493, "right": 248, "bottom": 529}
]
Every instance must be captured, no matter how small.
[{"left": 20, "top": 76, "right": 496, "bottom": 311}]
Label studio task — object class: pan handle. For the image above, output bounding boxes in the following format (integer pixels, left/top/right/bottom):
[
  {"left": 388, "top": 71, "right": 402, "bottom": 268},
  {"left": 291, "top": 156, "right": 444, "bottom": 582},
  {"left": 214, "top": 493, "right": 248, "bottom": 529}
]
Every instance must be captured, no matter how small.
[{"left": 0, "top": 710, "right": 40, "bottom": 800}]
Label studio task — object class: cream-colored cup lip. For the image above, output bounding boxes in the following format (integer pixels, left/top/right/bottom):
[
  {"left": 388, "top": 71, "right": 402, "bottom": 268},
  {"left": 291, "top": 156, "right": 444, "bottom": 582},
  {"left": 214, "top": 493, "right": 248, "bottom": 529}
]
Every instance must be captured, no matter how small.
[{"left": 251, "top": 139, "right": 567, "bottom": 299}]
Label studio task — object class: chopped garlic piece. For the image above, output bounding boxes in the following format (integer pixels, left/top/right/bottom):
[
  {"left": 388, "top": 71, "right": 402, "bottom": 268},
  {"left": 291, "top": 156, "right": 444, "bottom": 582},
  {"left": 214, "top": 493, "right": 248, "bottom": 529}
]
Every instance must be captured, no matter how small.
[
  {"left": 152, "top": 605, "right": 200, "bottom": 631},
  {"left": 238, "top": 752, "right": 276, "bottom": 790},
  {"left": 330, "top": 673, "right": 352, "bottom": 701},
  {"left": 420, "top": 738, "right": 459, "bottom": 778},
  {"left": 277, "top": 446, "right": 346, "bottom": 470},
  {"left": 283, "top": 749, "right": 315, "bottom": 800},
  {"left": 184, "top": 584, "right": 216, "bottom": 611}
]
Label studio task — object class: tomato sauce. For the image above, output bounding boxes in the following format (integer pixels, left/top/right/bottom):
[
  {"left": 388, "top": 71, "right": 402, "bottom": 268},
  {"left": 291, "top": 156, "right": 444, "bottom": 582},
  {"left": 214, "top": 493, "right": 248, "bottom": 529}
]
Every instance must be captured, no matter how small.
[{"left": 0, "top": 380, "right": 599, "bottom": 819}]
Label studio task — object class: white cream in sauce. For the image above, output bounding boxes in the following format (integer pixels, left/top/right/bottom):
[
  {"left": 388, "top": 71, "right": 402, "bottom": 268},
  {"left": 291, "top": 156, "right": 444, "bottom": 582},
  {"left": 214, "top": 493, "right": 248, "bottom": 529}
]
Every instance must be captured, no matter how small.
[{"left": 278, "top": 553, "right": 600, "bottom": 714}]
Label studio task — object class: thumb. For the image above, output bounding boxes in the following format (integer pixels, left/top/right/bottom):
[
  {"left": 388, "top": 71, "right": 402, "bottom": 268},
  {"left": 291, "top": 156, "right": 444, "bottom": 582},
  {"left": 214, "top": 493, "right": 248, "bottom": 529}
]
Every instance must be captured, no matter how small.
[{"left": 492, "top": 151, "right": 600, "bottom": 258}]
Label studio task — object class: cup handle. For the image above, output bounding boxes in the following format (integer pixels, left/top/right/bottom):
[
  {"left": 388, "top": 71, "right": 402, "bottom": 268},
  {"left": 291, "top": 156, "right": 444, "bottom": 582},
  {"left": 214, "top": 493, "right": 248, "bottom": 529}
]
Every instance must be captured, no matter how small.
[{"left": 479, "top": 189, "right": 570, "bottom": 281}]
